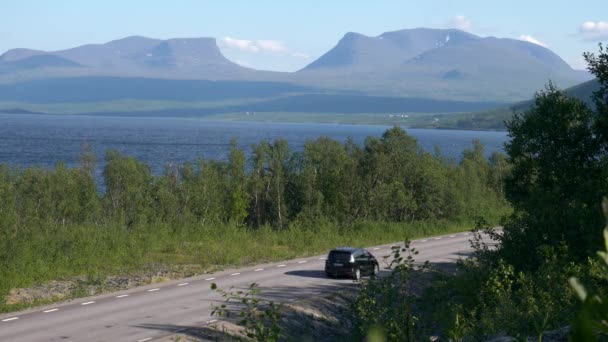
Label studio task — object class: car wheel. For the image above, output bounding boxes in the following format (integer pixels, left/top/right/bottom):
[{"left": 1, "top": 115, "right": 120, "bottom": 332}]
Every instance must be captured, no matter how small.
[
  {"left": 353, "top": 268, "right": 361, "bottom": 281},
  {"left": 372, "top": 264, "right": 379, "bottom": 277}
]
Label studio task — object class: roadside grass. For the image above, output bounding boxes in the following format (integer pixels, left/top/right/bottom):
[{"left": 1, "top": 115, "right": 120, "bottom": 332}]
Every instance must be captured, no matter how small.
[{"left": 0, "top": 219, "right": 476, "bottom": 313}]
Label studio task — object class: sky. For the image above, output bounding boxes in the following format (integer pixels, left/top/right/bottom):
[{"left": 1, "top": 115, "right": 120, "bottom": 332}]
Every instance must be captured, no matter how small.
[{"left": 1, "top": 1, "right": 607, "bottom": 72}]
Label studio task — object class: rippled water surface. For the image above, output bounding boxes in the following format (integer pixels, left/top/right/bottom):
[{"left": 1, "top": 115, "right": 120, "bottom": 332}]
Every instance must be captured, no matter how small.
[{"left": 0, "top": 113, "right": 509, "bottom": 175}]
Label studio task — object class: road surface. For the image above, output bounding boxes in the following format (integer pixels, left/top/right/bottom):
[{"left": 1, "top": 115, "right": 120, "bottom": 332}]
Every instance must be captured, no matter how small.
[{"left": 0, "top": 231, "right": 481, "bottom": 342}]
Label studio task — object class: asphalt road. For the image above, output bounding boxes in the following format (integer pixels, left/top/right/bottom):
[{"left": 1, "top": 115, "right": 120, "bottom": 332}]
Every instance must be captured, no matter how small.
[{"left": 0, "top": 231, "right": 482, "bottom": 342}]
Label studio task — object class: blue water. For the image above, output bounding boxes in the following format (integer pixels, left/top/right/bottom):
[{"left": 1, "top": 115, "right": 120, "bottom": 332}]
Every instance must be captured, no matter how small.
[{"left": 0, "top": 114, "right": 509, "bottom": 176}]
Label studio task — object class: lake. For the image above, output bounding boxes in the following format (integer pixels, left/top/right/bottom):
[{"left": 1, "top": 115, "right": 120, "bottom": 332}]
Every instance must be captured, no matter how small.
[{"left": 0, "top": 113, "right": 509, "bottom": 177}]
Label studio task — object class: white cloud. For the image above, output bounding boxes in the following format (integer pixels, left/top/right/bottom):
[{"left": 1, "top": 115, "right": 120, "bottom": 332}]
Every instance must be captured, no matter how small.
[
  {"left": 291, "top": 52, "right": 311, "bottom": 60},
  {"left": 446, "top": 16, "right": 472, "bottom": 31},
  {"left": 518, "top": 35, "right": 548, "bottom": 48},
  {"left": 255, "top": 40, "right": 287, "bottom": 53},
  {"left": 221, "top": 37, "right": 259, "bottom": 52},
  {"left": 578, "top": 21, "right": 608, "bottom": 41},
  {"left": 220, "top": 36, "right": 287, "bottom": 54}
]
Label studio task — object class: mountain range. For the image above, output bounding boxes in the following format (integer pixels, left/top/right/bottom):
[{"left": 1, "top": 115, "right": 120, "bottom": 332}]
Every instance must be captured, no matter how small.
[{"left": 0, "top": 28, "right": 594, "bottom": 113}]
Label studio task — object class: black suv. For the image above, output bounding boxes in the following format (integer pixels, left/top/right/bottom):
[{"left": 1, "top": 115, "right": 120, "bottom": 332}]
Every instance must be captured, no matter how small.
[{"left": 325, "top": 247, "right": 379, "bottom": 280}]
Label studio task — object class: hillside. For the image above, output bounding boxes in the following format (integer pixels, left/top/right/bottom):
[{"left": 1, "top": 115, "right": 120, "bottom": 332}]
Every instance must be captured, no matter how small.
[
  {"left": 295, "top": 28, "right": 591, "bottom": 101},
  {"left": 414, "top": 79, "right": 601, "bottom": 130},
  {"left": 0, "top": 29, "right": 594, "bottom": 113},
  {"left": 0, "top": 36, "right": 276, "bottom": 81}
]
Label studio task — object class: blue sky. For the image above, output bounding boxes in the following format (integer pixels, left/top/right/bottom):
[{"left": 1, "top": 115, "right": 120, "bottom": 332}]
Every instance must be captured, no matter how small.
[{"left": 1, "top": 1, "right": 607, "bottom": 71}]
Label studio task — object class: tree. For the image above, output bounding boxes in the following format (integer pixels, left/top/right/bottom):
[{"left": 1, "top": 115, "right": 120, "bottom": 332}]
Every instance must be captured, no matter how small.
[
  {"left": 227, "top": 139, "right": 249, "bottom": 224},
  {"left": 103, "top": 150, "right": 153, "bottom": 227},
  {"left": 502, "top": 82, "right": 604, "bottom": 264}
]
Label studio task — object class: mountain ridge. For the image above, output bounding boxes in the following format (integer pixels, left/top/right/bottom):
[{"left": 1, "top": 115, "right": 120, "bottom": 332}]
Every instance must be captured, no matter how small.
[{"left": 0, "top": 28, "right": 594, "bottom": 103}]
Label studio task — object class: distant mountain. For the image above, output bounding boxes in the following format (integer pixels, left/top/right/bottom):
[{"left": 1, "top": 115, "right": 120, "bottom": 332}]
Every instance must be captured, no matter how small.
[
  {"left": 0, "top": 36, "right": 270, "bottom": 80},
  {"left": 0, "top": 30, "right": 595, "bottom": 105},
  {"left": 0, "top": 54, "right": 81, "bottom": 71},
  {"left": 302, "top": 28, "right": 480, "bottom": 71},
  {"left": 296, "top": 28, "right": 592, "bottom": 101}
]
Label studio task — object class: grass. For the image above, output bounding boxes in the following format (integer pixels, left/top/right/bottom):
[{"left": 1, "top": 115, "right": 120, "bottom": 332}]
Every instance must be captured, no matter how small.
[{"left": 0, "top": 218, "right": 475, "bottom": 313}]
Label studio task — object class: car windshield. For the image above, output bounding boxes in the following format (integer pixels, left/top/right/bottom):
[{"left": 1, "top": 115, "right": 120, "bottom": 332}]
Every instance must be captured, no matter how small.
[{"left": 328, "top": 251, "right": 352, "bottom": 262}]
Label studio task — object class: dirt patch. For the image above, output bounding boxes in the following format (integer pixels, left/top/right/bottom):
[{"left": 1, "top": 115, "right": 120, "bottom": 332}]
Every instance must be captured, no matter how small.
[
  {"left": 4, "top": 263, "right": 212, "bottom": 308},
  {"left": 159, "top": 287, "right": 357, "bottom": 342}
]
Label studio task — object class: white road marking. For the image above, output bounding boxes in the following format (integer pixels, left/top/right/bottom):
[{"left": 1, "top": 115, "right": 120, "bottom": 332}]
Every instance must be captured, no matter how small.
[
  {"left": 277, "top": 264, "right": 286, "bottom": 268},
  {"left": 81, "top": 301, "right": 95, "bottom": 306},
  {"left": 288, "top": 298, "right": 297, "bottom": 301},
  {"left": 43, "top": 309, "right": 59, "bottom": 313},
  {"left": 230, "top": 273, "right": 240, "bottom": 276},
  {"left": 373, "top": 247, "right": 380, "bottom": 250},
  {"left": 148, "top": 288, "right": 160, "bottom": 292},
  {"left": 254, "top": 268, "right": 264, "bottom": 272},
  {"left": 319, "top": 257, "right": 326, "bottom": 260},
  {"left": 434, "top": 238, "right": 442, "bottom": 240},
  {"left": 205, "top": 277, "right": 215, "bottom": 281},
  {"left": 421, "top": 239, "right": 428, "bottom": 242},
  {"left": 298, "top": 260, "right": 307, "bottom": 264},
  {"left": 177, "top": 283, "right": 189, "bottom": 286},
  {"left": 311, "top": 292, "right": 321, "bottom": 295},
  {"left": 206, "top": 319, "right": 218, "bottom": 324},
  {"left": 450, "top": 235, "right": 456, "bottom": 238},
  {"left": 137, "top": 338, "right": 152, "bottom": 342},
  {"left": 463, "top": 233, "right": 470, "bottom": 236},
  {"left": 2, "top": 317, "right": 18, "bottom": 322},
  {"left": 116, "top": 294, "right": 129, "bottom": 298}
]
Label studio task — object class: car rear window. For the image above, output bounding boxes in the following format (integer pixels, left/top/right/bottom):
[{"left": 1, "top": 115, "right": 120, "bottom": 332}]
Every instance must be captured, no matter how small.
[{"left": 328, "top": 251, "right": 352, "bottom": 262}]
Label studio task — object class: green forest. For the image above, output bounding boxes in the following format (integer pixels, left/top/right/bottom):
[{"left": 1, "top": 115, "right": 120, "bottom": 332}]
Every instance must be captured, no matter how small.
[{"left": 0, "top": 124, "right": 509, "bottom": 312}]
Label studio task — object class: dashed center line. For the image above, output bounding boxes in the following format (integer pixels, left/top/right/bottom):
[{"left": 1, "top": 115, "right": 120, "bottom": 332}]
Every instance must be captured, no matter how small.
[
  {"left": 116, "top": 294, "right": 129, "bottom": 298},
  {"left": 298, "top": 260, "right": 307, "bottom": 264},
  {"left": 43, "top": 309, "right": 59, "bottom": 313},
  {"left": 449, "top": 235, "right": 456, "bottom": 238},
  {"left": 277, "top": 264, "right": 286, "bottom": 268},
  {"left": 205, "top": 277, "right": 215, "bottom": 281},
  {"left": 2, "top": 317, "right": 18, "bottom": 322},
  {"left": 254, "top": 268, "right": 264, "bottom": 272},
  {"left": 373, "top": 247, "right": 380, "bottom": 250},
  {"left": 319, "top": 257, "right": 326, "bottom": 260},
  {"left": 434, "top": 238, "right": 442, "bottom": 240},
  {"left": 230, "top": 273, "right": 240, "bottom": 276},
  {"left": 206, "top": 319, "right": 218, "bottom": 324},
  {"left": 81, "top": 301, "right": 95, "bottom": 306},
  {"left": 177, "top": 282, "right": 189, "bottom": 286},
  {"left": 148, "top": 288, "right": 160, "bottom": 292},
  {"left": 137, "top": 338, "right": 152, "bottom": 342}
]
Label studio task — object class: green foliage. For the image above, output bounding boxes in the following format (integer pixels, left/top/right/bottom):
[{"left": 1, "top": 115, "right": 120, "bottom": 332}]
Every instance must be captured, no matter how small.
[
  {"left": 0, "top": 126, "right": 509, "bottom": 313},
  {"left": 350, "top": 240, "right": 428, "bottom": 341},
  {"left": 570, "top": 199, "right": 608, "bottom": 341},
  {"left": 499, "top": 45, "right": 608, "bottom": 267},
  {"left": 211, "top": 282, "right": 282, "bottom": 342},
  {"left": 411, "top": 46, "right": 608, "bottom": 340},
  {"left": 502, "top": 83, "right": 604, "bottom": 264}
]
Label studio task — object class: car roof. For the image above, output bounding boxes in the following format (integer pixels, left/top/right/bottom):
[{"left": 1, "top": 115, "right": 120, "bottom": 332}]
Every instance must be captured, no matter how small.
[{"left": 331, "top": 247, "right": 362, "bottom": 253}]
